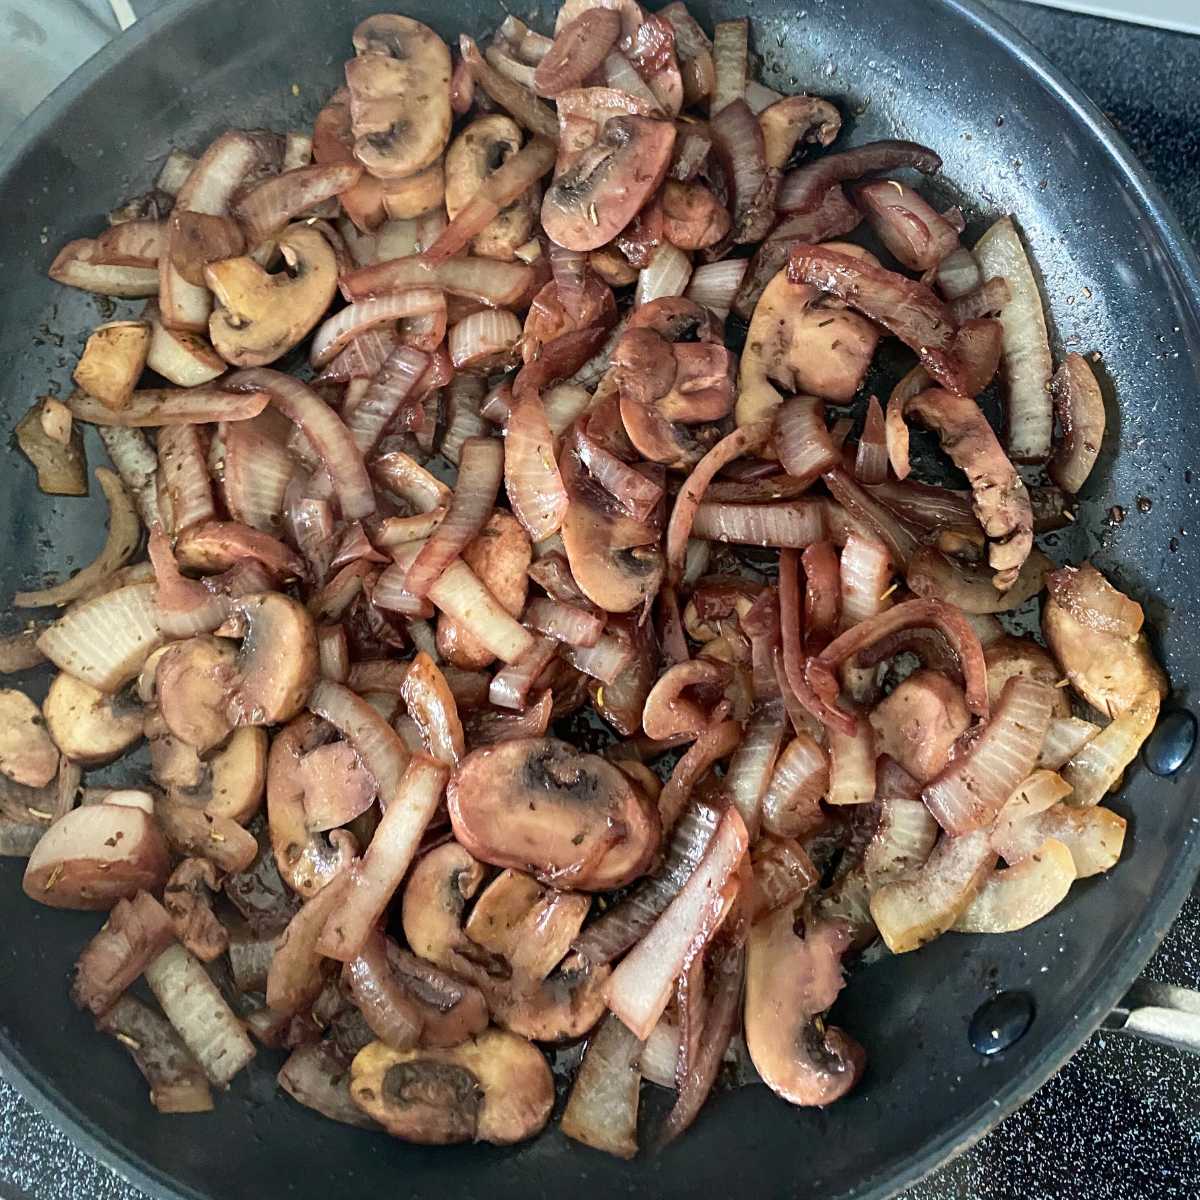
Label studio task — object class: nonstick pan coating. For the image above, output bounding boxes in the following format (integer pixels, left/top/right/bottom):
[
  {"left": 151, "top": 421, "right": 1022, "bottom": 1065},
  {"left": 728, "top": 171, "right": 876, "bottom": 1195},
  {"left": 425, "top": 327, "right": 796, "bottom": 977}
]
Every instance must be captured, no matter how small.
[{"left": 1, "top": 1, "right": 1199, "bottom": 1198}]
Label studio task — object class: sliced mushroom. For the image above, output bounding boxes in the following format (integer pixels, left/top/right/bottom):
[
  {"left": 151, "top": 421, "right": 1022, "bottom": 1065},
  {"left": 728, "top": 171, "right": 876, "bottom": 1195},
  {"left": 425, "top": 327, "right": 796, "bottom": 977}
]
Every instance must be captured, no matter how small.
[
  {"left": 155, "top": 635, "right": 238, "bottom": 752},
  {"left": 206, "top": 224, "right": 338, "bottom": 367},
  {"left": 447, "top": 737, "right": 660, "bottom": 891},
  {"left": 542, "top": 116, "right": 676, "bottom": 251},
  {"left": 298, "top": 741, "right": 377, "bottom": 832},
  {"left": 146, "top": 709, "right": 205, "bottom": 790},
  {"left": 313, "top": 88, "right": 388, "bottom": 231},
  {"left": 230, "top": 592, "right": 319, "bottom": 727},
  {"left": 43, "top": 673, "right": 143, "bottom": 765},
  {"left": 868, "top": 669, "right": 970, "bottom": 783},
  {"left": 758, "top": 94, "right": 842, "bottom": 171},
  {"left": 1042, "top": 563, "right": 1166, "bottom": 717},
  {"left": 437, "top": 510, "right": 532, "bottom": 669},
  {"left": 349, "top": 1029, "right": 553, "bottom": 1144},
  {"left": 168, "top": 726, "right": 267, "bottom": 825},
  {"left": 23, "top": 802, "right": 170, "bottom": 910},
  {"left": 737, "top": 245, "right": 880, "bottom": 429},
  {"left": 445, "top": 116, "right": 537, "bottom": 260},
  {"left": 560, "top": 448, "right": 664, "bottom": 613},
  {"left": 745, "top": 907, "right": 864, "bottom": 1106},
  {"left": 72, "top": 321, "right": 151, "bottom": 411},
  {"left": 163, "top": 857, "right": 229, "bottom": 961},
  {"left": 381, "top": 162, "right": 446, "bottom": 219},
  {"left": 0, "top": 689, "right": 59, "bottom": 788},
  {"left": 385, "top": 944, "right": 490, "bottom": 1047},
  {"left": 985, "top": 637, "right": 1071, "bottom": 719},
  {"left": 660, "top": 179, "right": 730, "bottom": 250},
  {"left": 168, "top": 212, "right": 246, "bottom": 287},
  {"left": 157, "top": 802, "right": 259, "bottom": 874},
  {"left": 401, "top": 841, "right": 490, "bottom": 971},
  {"left": 346, "top": 15, "right": 452, "bottom": 179},
  {"left": 16, "top": 400, "right": 88, "bottom": 496}
]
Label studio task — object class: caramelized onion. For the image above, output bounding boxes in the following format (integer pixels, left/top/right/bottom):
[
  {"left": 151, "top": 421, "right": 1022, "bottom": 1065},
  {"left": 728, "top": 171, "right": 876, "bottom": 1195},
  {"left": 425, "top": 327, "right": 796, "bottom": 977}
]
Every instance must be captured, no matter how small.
[{"left": 1048, "top": 352, "right": 1106, "bottom": 494}]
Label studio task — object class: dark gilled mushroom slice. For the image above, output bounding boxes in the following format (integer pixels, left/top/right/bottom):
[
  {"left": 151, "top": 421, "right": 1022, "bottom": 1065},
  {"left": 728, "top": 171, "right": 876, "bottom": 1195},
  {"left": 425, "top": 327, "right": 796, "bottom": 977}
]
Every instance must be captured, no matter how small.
[
  {"left": 43, "top": 673, "right": 143, "bottom": 767},
  {"left": 542, "top": 115, "right": 676, "bottom": 252},
  {"left": 279, "top": 1043, "right": 379, "bottom": 1129},
  {"left": 447, "top": 737, "right": 660, "bottom": 891},
  {"left": 890, "top": 387, "right": 1033, "bottom": 590},
  {"left": 0, "top": 689, "right": 59, "bottom": 788},
  {"left": 385, "top": 945, "right": 489, "bottom": 1048},
  {"left": 744, "top": 908, "right": 864, "bottom": 1107},
  {"left": 345, "top": 15, "right": 452, "bottom": 180},
  {"left": 737, "top": 248, "right": 880, "bottom": 430},
  {"left": 757, "top": 94, "right": 842, "bottom": 171},
  {"left": 170, "top": 726, "right": 267, "bottom": 824},
  {"left": 444, "top": 116, "right": 537, "bottom": 261},
  {"left": 561, "top": 446, "right": 664, "bottom": 614},
  {"left": 229, "top": 593, "right": 319, "bottom": 727},
  {"left": 349, "top": 1029, "right": 554, "bottom": 1144},
  {"left": 206, "top": 224, "right": 338, "bottom": 368},
  {"left": 1042, "top": 563, "right": 1167, "bottom": 717},
  {"left": 401, "top": 841, "right": 491, "bottom": 972}
]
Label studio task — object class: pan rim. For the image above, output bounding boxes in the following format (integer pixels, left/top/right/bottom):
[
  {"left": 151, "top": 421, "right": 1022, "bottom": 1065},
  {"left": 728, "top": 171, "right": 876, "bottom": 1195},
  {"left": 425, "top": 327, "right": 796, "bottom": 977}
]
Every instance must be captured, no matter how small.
[{"left": 1, "top": 0, "right": 1199, "bottom": 1198}]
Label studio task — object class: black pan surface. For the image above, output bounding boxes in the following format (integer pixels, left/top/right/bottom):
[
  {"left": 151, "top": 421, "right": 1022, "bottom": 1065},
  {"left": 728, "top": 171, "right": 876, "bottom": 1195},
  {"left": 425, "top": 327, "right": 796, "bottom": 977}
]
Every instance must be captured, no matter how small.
[{"left": 1, "top": 1, "right": 1199, "bottom": 1198}]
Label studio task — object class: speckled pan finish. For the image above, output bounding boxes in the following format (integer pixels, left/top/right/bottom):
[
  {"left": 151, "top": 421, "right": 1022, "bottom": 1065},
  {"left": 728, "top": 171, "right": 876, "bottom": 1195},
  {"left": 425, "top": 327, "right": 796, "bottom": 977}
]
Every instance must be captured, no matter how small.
[{"left": 0, "top": 1, "right": 1198, "bottom": 1198}]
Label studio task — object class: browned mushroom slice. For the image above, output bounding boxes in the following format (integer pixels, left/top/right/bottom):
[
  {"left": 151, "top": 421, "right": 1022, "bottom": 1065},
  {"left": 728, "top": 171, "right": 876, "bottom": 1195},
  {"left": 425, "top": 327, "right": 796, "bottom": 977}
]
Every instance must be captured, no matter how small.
[
  {"left": 401, "top": 841, "right": 491, "bottom": 972},
  {"left": 542, "top": 116, "right": 676, "bottom": 251},
  {"left": 155, "top": 636, "right": 238, "bottom": 753},
  {"left": 560, "top": 448, "right": 664, "bottom": 614},
  {"left": 868, "top": 669, "right": 971, "bottom": 783},
  {"left": 279, "top": 1043, "right": 379, "bottom": 1129},
  {"left": 447, "top": 737, "right": 660, "bottom": 891},
  {"left": 230, "top": 593, "right": 319, "bottom": 727},
  {"left": 486, "top": 957, "right": 612, "bottom": 1043},
  {"left": 349, "top": 1029, "right": 553, "bottom": 1144},
  {"left": 157, "top": 803, "right": 259, "bottom": 874},
  {"left": 163, "top": 858, "right": 229, "bottom": 962},
  {"left": 1042, "top": 563, "right": 1166, "bottom": 717},
  {"left": 206, "top": 224, "right": 338, "bottom": 367},
  {"left": 0, "top": 689, "right": 59, "bottom": 788},
  {"left": 464, "top": 868, "right": 591, "bottom": 985},
  {"left": 43, "top": 674, "right": 143, "bottom": 766},
  {"left": 737, "top": 248, "right": 880, "bottom": 429},
  {"left": 984, "top": 636, "right": 1072, "bottom": 719},
  {"left": 445, "top": 116, "right": 537, "bottom": 260},
  {"left": 745, "top": 907, "right": 864, "bottom": 1106},
  {"left": 16, "top": 400, "right": 88, "bottom": 496},
  {"left": 23, "top": 802, "right": 170, "bottom": 910},
  {"left": 758, "top": 94, "right": 842, "bottom": 171},
  {"left": 172, "top": 726, "right": 267, "bottom": 824},
  {"left": 71, "top": 890, "right": 175, "bottom": 1016},
  {"left": 385, "top": 945, "right": 489, "bottom": 1047},
  {"left": 346, "top": 15, "right": 452, "bottom": 180}
]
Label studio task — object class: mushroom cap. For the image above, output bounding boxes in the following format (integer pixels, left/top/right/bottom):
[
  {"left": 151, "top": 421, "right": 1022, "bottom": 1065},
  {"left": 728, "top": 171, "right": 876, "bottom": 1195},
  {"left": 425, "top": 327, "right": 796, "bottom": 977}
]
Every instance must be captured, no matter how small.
[
  {"left": 206, "top": 224, "right": 338, "bottom": 368},
  {"left": 445, "top": 116, "right": 536, "bottom": 261},
  {"left": 43, "top": 672, "right": 144, "bottom": 766},
  {"left": 447, "top": 736, "right": 660, "bottom": 891},
  {"left": 155, "top": 635, "right": 239, "bottom": 753}
]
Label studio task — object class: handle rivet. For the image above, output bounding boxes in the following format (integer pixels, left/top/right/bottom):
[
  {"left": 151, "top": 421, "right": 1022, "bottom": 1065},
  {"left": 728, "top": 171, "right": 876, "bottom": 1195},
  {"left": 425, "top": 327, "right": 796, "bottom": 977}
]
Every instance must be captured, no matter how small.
[{"left": 969, "top": 991, "right": 1034, "bottom": 1056}]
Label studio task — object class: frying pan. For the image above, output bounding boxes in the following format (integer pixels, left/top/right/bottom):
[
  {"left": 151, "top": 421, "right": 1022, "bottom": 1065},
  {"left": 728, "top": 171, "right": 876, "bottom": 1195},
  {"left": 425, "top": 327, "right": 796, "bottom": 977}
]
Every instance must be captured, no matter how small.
[{"left": 1, "top": 0, "right": 1199, "bottom": 1196}]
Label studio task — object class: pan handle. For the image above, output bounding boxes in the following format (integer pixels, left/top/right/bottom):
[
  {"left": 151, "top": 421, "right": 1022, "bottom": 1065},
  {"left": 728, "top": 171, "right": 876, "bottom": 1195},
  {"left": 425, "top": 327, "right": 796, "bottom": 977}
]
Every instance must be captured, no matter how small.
[{"left": 1103, "top": 980, "right": 1200, "bottom": 1055}]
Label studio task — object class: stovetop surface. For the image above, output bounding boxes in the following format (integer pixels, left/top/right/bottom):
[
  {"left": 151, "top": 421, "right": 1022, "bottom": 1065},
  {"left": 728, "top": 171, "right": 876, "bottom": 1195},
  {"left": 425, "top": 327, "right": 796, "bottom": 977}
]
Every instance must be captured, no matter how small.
[{"left": 2, "top": 1, "right": 1199, "bottom": 1197}]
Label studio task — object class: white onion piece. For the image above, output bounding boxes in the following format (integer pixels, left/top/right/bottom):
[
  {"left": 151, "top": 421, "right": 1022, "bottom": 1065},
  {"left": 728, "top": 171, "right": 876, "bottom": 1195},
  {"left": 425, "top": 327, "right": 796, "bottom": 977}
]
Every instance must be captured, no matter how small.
[
  {"left": 870, "top": 829, "right": 995, "bottom": 953},
  {"left": 725, "top": 700, "right": 786, "bottom": 840},
  {"left": 1062, "top": 691, "right": 1160, "bottom": 807},
  {"left": 1038, "top": 716, "right": 1100, "bottom": 770},
  {"left": 489, "top": 636, "right": 560, "bottom": 711},
  {"left": 564, "top": 632, "right": 636, "bottom": 685},
  {"left": 989, "top": 769, "right": 1072, "bottom": 852},
  {"left": 605, "top": 808, "right": 747, "bottom": 1039},
  {"left": 638, "top": 1017, "right": 680, "bottom": 1089},
  {"left": 49, "top": 239, "right": 161, "bottom": 297},
  {"left": 635, "top": 242, "right": 692, "bottom": 307},
  {"left": 952, "top": 837, "right": 1075, "bottom": 934},
  {"left": 222, "top": 421, "right": 294, "bottom": 533},
  {"left": 405, "top": 438, "right": 504, "bottom": 598},
  {"left": 561, "top": 1012, "right": 644, "bottom": 1159},
  {"left": 603, "top": 51, "right": 663, "bottom": 112},
  {"left": 442, "top": 375, "right": 488, "bottom": 467},
  {"left": 525, "top": 597, "right": 604, "bottom": 647},
  {"left": 743, "top": 79, "right": 783, "bottom": 114},
  {"left": 838, "top": 532, "right": 893, "bottom": 629},
  {"left": 760, "top": 731, "right": 826, "bottom": 837},
  {"left": 157, "top": 424, "right": 217, "bottom": 533},
  {"left": 923, "top": 678, "right": 1054, "bottom": 835},
  {"left": 226, "top": 369, "right": 375, "bottom": 520},
  {"left": 775, "top": 396, "right": 839, "bottom": 487},
  {"left": 317, "top": 624, "right": 349, "bottom": 683},
  {"left": 449, "top": 309, "right": 522, "bottom": 371},
  {"left": 308, "top": 679, "right": 410, "bottom": 804},
  {"left": 505, "top": 391, "right": 569, "bottom": 542},
  {"left": 994, "top": 803, "right": 1126, "bottom": 878},
  {"left": 315, "top": 754, "right": 447, "bottom": 961},
  {"left": 828, "top": 719, "right": 876, "bottom": 806},
  {"left": 370, "top": 450, "right": 451, "bottom": 513},
  {"left": 419, "top": 557, "right": 535, "bottom": 665},
  {"left": 97, "top": 427, "right": 160, "bottom": 528},
  {"left": 542, "top": 383, "right": 592, "bottom": 437},
  {"left": 685, "top": 259, "right": 749, "bottom": 318},
  {"left": 710, "top": 19, "right": 748, "bottom": 115},
  {"left": 14, "top": 470, "right": 139, "bottom": 608},
  {"left": 346, "top": 345, "right": 429, "bottom": 453},
  {"left": 692, "top": 499, "right": 827, "bottom": 548},
  {"left": 144, "top": 942, "right": 255, "bottom": 1085},
  {"left": 862, "top": 798, "right": 940, "bottom": 888},
  {"left": 38, "top": 582, "right": 163, "bottom": 692},
  {"left": 973, "top": 216, "right": 1052, "bottom": 463},
  {"left": 935, "top": 246, "right": 982, "bottom": 299},
  {"left": 309, "top": 289, "right": 444, "bottom": 368}
]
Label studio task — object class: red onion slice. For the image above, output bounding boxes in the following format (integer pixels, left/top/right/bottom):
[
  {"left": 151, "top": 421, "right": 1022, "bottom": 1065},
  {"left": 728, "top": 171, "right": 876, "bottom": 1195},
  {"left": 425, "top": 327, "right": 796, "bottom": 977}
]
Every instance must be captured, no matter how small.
[
  {"left": 685, "top": 259, "right": 748, "bottom": 318},
  {"left": 854, "top": 395, "right": 888, "bottom": 485},
  {"left": 777, "top": 140, "right": 941, "bottom": 215},
  {"left": 560, "top": 1012, "right": 643, "bottom": 1160},
  {"left": 827, "top": 718, "right": 876, "bottom": 807},
  {"left": 657, "top": 719, "right": 742, "bottom": 831},
  {"left": 573, "top": 422, "right": 665, "bottom": 524},
  {"left": 449, "top": 309, "right": 522, "bottom": 371},
  {"left": 505, "top": 390, "right": 570, "bottom": 542},
  {"left": 775, "top": 396, "right": 839, "bottom": 488},
  {"left": 709, "top": 98, "right": 773, "bottom": 244},
  {"left": 68, "top": 387, "right": 269, "bottom": 427},
  {"left": 839, "top": 532, "right": 894, "bottom": 628},
  {"left": 725, "top": 701, "right": 787, "bottom": 839},
  {"left": 852, "top": 179, "right": 960, "bottom": 272},
  {"left": 340, "top": 253, "right": 534, "bottom": 307},
  {"left": 691, "top": 498, "right": 827, "bottom": 549},
  {"left": 459, "top": 35, "right": 559, "bottom": 140},
  {"left": 801, "top": 541, "right": 841, "bottom": 652},
  {"left": 309, "top": 289, "right": 443, "bottom": 368},
  {"left": 760, "top": 733, "right": 828, "bottom": 836},
  {"left": 822, "top": 467, "right": 920, "bottom": 567},
  {"left": 488, "top": 635, "right": 561, "bottom": 711},
  {"left": 525, "top": 597, "right": 604, "bottom": 648},
  {"left": 347, "top": 346, "right": 430, "bottom": 454},
  {"left": 564, "top": 631, "right": 637, "bottom": 685},
  {"left": 710, "top": 18, "right": 747, "bottom": 114},
  {"left": 222, "top": 420, "right": 294, "bottom": 533},
  {"left": 234, "top": 162, "right": 363, "bottom": 244},
  {"left": 156, "top": 424, "right": 216, "bottom": 533},
  {"left": 923, "top": 677, "right": 1053, "bottom": 834}
]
